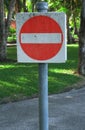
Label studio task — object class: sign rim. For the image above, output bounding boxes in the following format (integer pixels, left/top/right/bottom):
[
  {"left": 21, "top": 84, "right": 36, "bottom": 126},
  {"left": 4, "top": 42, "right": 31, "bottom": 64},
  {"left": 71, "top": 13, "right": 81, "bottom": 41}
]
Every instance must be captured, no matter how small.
[{"left": 16, "top": 12, "right": 67, "bottom": 63}]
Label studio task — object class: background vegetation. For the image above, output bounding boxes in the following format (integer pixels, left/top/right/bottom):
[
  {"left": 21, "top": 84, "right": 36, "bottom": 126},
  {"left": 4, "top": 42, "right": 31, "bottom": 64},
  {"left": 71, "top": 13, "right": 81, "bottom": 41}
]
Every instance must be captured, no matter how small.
[
  {"left": 0, "top": 0, "right": 85, "bottom": 103},
  {"left": 7, "top": 0, "right": 81, "bottom": 44}
]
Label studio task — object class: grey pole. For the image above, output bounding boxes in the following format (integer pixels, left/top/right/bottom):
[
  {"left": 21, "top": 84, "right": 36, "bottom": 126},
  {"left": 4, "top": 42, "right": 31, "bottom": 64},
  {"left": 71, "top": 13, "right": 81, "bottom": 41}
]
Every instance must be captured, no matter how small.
[{"left": 36, "top": 2, "right": 48, "bottom": 130}]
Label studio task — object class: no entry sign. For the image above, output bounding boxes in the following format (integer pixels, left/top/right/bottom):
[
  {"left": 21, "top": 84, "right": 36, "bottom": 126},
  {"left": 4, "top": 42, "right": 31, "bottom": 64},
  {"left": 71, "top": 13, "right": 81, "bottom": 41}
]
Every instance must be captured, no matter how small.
[{"left": 16, "top": 12, "right": 67, "bottom": 63}]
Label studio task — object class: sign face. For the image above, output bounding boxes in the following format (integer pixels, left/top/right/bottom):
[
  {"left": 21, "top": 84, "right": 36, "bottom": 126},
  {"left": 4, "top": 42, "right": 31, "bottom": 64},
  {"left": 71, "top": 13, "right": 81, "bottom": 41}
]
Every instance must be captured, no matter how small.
[{"left": 16, "top": 12, "right": 67, "bottom": 63}]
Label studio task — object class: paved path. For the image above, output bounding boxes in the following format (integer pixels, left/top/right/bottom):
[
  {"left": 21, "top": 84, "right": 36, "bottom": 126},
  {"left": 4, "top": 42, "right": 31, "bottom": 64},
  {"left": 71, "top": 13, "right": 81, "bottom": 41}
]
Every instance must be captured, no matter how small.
[{"left": 0, "top": 87, "right": 85, "bottom": 130}]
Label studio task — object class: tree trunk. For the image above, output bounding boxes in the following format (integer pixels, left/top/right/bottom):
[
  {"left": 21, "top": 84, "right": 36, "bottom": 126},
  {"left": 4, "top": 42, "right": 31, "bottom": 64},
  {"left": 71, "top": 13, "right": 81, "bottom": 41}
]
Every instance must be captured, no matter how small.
[
  {"left": 78, "top": 0, "right": 85, "bottom": 75},
  {"left": 5, "top": 0, "right": 16, "bottom": 41},
  {"left": 31, "top": 0, "right": 40, "bottom": 12},
  {"left": 0, "top": 0, "right": 16, "bottom": 61},
  {"left": 23, "top": 0, "right": 28, "bottom": 12},
  {"left": 67, "top": 16, "right": 73, "bottom": 44},
  {"left": 0, "top": 0, "right": 6, "bottom": 61}
]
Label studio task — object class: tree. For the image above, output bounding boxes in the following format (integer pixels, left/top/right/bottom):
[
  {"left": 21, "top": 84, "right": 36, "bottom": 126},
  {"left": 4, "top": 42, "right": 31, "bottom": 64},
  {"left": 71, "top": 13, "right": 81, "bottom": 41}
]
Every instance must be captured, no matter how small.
[
  {"left": 78, "top": 0, "right": 85, "bottom": 75},
  {"left": 6, "top": 0, "right": 16, "bottom": 41},
  {"left": 48, "top": 0, "right": 81, "bottom": 43},
  {"left": 0, "top": 0, "right": 6, "bottom": 61},
  {"left": 31, "top": 0, "right": 41, "bottom": 12},
  {"left": 0, "top": 0, "right": 16, "bottom": 61},
  {"left": 15, "top": 0, "right": 28, "bottom": 13}
]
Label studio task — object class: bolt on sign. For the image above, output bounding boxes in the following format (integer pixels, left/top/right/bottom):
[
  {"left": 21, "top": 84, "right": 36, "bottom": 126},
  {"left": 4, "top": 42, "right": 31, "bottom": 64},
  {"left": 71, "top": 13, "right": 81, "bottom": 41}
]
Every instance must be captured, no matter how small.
[{"left": 16, "top": 12, "right": 67, "bottom": 63}]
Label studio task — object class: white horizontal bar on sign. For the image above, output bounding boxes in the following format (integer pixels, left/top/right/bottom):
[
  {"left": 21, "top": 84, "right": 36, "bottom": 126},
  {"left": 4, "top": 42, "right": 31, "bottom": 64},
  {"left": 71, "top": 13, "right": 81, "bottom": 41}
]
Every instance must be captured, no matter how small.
[{"left": 21, "top": 33, "right": 61, "bottom": 44}]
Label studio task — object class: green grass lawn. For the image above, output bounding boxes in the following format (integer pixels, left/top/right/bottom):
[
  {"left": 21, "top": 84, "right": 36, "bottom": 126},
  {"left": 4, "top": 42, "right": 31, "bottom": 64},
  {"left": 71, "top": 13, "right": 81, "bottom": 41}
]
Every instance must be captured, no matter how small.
[{"left": 0, "top": 44, "right": 82, "bottom": 103}]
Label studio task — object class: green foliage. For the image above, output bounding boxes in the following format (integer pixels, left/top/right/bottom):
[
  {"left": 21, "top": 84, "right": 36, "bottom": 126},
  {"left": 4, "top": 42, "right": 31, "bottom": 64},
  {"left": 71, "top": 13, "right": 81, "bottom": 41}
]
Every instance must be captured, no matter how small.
[
  {"left": 4, "top": 0, "right": 81, "bottom": 44},
  {"left": 57, "top": 7, "right": 68, "bottom": 13},
  {"left": 48, "top": 0, "right": 81, "bottom": 41},
  {"left": 4, "top": 0, "right": 10, "bottom": 10},
  {"left": 9, "top": 27, "right": 16, "bottom": 34},
  {"left": 7, "top": 27, "right": 16, "bottom": 42},
  {"left": 26, "top": 0, "right": 32, "bottom": 12}
]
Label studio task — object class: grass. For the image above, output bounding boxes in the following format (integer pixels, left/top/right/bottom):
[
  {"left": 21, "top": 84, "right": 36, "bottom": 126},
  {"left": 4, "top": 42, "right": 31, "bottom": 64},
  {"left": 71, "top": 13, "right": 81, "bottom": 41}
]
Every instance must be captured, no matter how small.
[
  {"left": 0, "top": 44, "right": 82, "bottom": 103},
  {"left": 48, "top": 44, "right": 80, "bottom": 93}
]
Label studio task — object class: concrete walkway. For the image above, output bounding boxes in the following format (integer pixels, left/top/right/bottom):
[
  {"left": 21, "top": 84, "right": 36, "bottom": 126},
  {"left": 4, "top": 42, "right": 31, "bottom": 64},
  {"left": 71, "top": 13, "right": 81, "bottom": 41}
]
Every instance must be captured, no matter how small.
[{"left": 0, "top": 87, "right": 85, "bottom": 130}]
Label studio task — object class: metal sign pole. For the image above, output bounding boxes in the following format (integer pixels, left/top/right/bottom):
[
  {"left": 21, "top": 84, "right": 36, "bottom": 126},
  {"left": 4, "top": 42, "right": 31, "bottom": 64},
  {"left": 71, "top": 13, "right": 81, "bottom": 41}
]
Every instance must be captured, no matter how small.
[
  {"left": 36, "top": 2, "right": 48, "bottom": 130},
  {"left": 39, "top": 63, "right": 48, "bottom": 130}
]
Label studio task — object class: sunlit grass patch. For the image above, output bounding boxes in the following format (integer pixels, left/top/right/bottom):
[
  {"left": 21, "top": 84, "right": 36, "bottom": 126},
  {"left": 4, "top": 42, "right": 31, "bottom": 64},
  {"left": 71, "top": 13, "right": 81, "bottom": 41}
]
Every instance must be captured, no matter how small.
[{"left": 0, "top": 44, "right": 82, "bottom": 103}]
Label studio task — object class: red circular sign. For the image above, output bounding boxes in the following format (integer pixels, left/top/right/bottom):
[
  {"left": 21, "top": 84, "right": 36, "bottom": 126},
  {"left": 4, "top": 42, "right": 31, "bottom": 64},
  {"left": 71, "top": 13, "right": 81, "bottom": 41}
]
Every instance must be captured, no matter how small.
[{"left": 19, "top": 15, "right": 63, "bottom": 60}]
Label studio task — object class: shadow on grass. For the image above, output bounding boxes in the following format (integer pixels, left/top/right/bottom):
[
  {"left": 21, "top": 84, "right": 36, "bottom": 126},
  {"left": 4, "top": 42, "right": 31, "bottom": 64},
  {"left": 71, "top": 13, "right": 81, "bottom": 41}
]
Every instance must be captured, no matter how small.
[
  {"left": 0, "top": 64, "right": 39, "bottom": 99},
  {"left": 0, "top": 63, "right": 80, "bottom": 101},
  {"left": 48, "top": 71, "right": 80, "bottom": 94},
  {"left": 49, "top": 44, "right": 79, "bottom": 71},
  {"left": 0, "top": 44, "right": 81, "bottom": 102}
]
